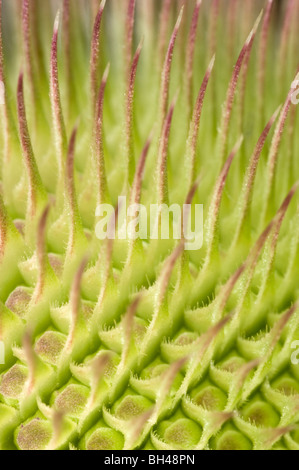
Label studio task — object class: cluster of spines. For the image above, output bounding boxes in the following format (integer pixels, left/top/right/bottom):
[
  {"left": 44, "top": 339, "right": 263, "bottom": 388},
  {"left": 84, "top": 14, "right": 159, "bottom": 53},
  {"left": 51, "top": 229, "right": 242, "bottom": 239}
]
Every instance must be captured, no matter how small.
[{"left": 0, "top": 0, "right": 299, "bottom": 450}]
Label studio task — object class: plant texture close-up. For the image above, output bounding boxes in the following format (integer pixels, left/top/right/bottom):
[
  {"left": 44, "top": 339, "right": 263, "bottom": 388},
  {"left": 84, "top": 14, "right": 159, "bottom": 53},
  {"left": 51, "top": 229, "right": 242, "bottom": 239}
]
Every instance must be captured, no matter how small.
[{"left": 0, "top": 0, "right": 299, "bottom": 451}]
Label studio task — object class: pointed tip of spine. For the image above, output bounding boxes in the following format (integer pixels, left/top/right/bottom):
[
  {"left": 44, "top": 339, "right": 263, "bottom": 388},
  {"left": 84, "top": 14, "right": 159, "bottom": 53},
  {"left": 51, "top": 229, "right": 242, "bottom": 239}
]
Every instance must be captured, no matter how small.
[
  {"left": 234, "top": 134, "right": 244, "bottom": 152},
  {"left": 125, "top": 0, "right": 136, "bottom": 66},
  {"left": 208, "top": 54, "right": 216, "bottom": 73},
  {"left": 122, "top": 295, "right": 142, "bottom": 358},
  {"left": 67, "top": 256, "right": 88, "bottom": 351},
  {"left": 209, "top": 411, "right": 234, "bottom": 431},
  {"left": 100, "top": 0, "right": 107, "bottom": 12},
  {"left": 176, "top": 5, "right": 184, "bottom": 30},
  {"left": 91, "top": 0, "right": 106, "bottom": 110},
  {"left": 131, "top": 132, "right": 153, "bottom": 206},
  {"left": 198, "top": 314, "right": 233, "bottom": 356},
  {"left": 23, "top": 329, "right": 36, "bottom": 394},
  {"left": 130, "top": 38, "right": 143, "bottom": 81},
  {"left": 157, "top": 241, "right": 184, "bottom": 308},
  {"left": 89, "top": 351, "right": 111, "bottom": 404},
  {"left": 37, "top": 204, "right": 50, "bottom": 266},
  {"left": 54, "top": 9, "right": 60, "bottom": 33},
  {"left": 127, "top": 407, "right": 155, "bottom": 448},
  {"left": 38, "top": 203, "right": 50, "bottom": 233},
  {"left": 166, "top": 356, "right": 188, "bottom": 379},
  {"left": 160, "top": 356, "right": 188, "bottom": 398},
  {"left": 159, "top": 5, "right": 183, "bottom": 124},
  {"left": 272, "top": 104, "right": 282, "bottom": 123},
  {"left": 223, "top": 136, "right": 243, "bottom": 174},
  {"left": 51, "top": 409, "right": 64, "bottom": 447},
  {"left": 283, "top": 301, "right": 298, "bottom": 325},
  {"left": 293, "top": 71, "right": 299, "bottom": 86},
  {"left": 0, "top": 193, "right": 17, "bottom": 256},
  {"left": 270, "top": 302, "right": 299, "bottom": 350},
  {"left": 277, "top": 180, "right": 299, "bottom": 219},
  {"left": 185, "top": 176, "right": 200, "bottom": 206},
  {"left": 67, "top": 125, "right": 78, "bottom": 175},
  {"left": 136, "top": 36, "right": 144, "bottom": 56},
  {"left": 102, "top": 62, "right": 110, "bottom": 84},
  {"left": 264, "top": 425, "right": 296, "bottom": 448},
  {"left": 71, "top": 256, "right": 88, "bottom": 308},
  {"left": 236, "top": 358, "right": 261, "bottom": 387},
  {"left": 91, "top": 352, "right": 111, "bottom": 383},
  {"left": 157, "top": 95, "right": 178, "bottom": 205},
  {"left": 17, "top": 70, "right": 24, "bottom": 93},
  {"left": 172, "top": 88, "right": 180, "bottom": 107}
]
